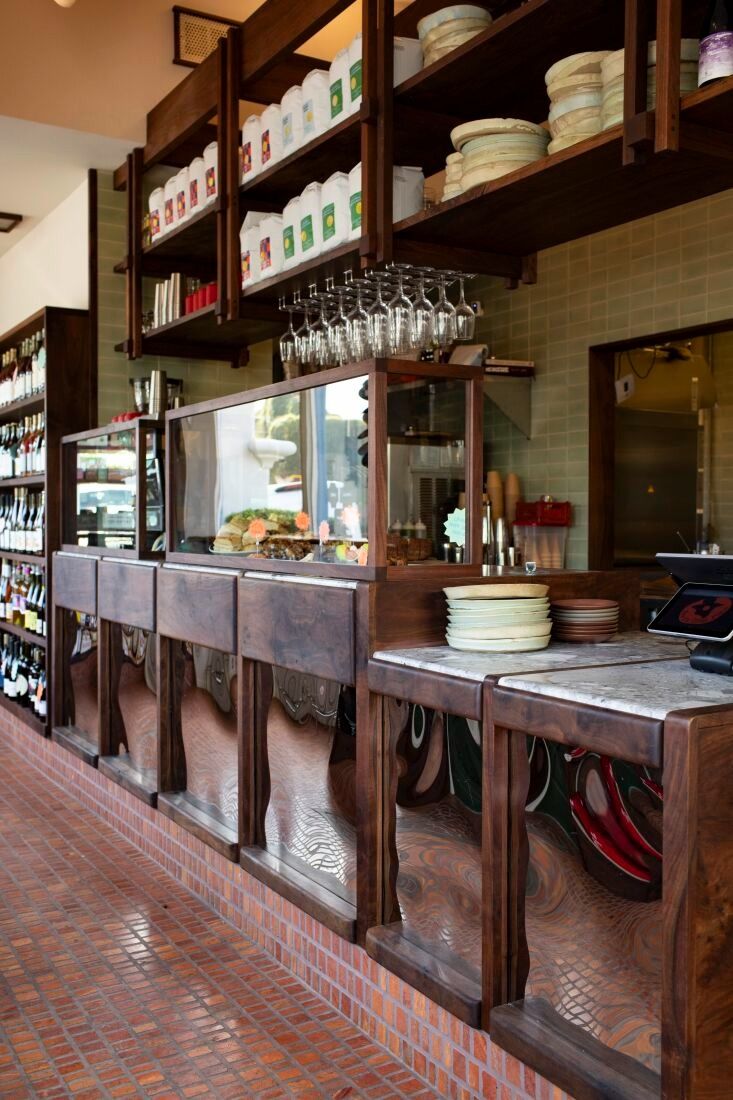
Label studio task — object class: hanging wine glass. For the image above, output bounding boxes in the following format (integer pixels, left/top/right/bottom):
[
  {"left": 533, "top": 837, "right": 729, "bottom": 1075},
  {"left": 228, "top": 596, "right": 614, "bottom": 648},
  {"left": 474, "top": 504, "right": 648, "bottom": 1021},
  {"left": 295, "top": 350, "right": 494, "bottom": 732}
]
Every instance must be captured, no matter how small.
[
  {"left": 327, "top": 288, "right": 351, "bottom": 365},
  {"left": 347, "top": 282, "right": 371, "bottom": 363},
  {"left": 433, "top": 273, "right": 457, "bottom": 349},
  {"left": 454, "top": 275, "right": 476, "bottom": 341},
  {"left": 278, "top": 300, "right": 299, "bottom": 371},
  {"left": 295, "top": 303, "right": 312, "bottom": 367},
  {"left": 388, "top": 268, "right": 414, "bottom": 356},
  {"left": 310, "top": 293, "right": 333, "bottom": 367},
  {"left": 411, "top": 273, "right": 434, "bottom": 351},
  {"left": 367, "top": 273, "right": 390, "bottom": 357}
]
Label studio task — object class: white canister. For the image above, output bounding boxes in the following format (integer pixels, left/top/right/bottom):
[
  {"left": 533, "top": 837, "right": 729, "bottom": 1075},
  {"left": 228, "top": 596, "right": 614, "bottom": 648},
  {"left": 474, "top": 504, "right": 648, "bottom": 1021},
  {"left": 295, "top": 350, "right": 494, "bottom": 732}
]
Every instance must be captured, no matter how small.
[
  {"left": 260, "top": 103, "right": 283, "bottom": 170},
  {"left": 148, "top": 187, "right": 164, "bottom": 241},
  {"left": 394, "top": 37, "right": 423, "bottom": 85},
  {"left": 348, "top": 162, "right": 362, "bottom": 239},
  {"left": 204, "top": 141, "right": 218, "bottom": 203},
  {"left": 163, "top": 175, "right": 177, "bottom": 232},
  {"left": 302, "top": 69, "right": 330, "bottom": 143},
  {"left": 299, "top": 181, "right": 323, "bottom": 260},
  {"left": 321, "top": 171, "right": 350, "bottom": 251},
  {"left": 188, "top": 156, "right": 205, "bottom": 215},
  {"left": 175, "top": 166, "right": 189, "bottom": 223},
  {"left": 282, "top": 196, "right": 301, "bottom": 269},
  {"left": 281, "top": 85, "right": 304, "bottom": 156},
  {"left": 393, "top": 166, "right": 425, "bottom": 221},
  {"left": 241, "top": 114, "right": 262, "bottom": 182},
  {"left": 348, "top": 32, "right": 363, "bottom": 114},
  {"left": 258, "top": 214, "right": 284, "bottom": 280},
  {"left": 329, "top": 47, "right": 350, "bottom": 125},
  {"left": 239, "top": 212, "right": 265, "bottom": 290}
]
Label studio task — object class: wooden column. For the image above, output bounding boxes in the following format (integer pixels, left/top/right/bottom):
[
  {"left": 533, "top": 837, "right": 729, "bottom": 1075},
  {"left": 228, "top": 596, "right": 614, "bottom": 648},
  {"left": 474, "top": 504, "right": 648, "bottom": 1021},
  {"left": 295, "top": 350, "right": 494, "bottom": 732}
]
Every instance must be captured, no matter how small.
[
  {"left": 224, "top": 28, "right": 242, "bottom": 323},
  {"left": 125, "top": 147, "right": 143, "bottom": 358},
  {"left": 215, "top": 36, "right": 229, "bottom": 324},
  {"left": 654, "top": 0, "right": 682, "bottom": 154},
  {"left": 466, "top": 375, "right": 484, "bottom": 567},
  {"left": 622, "top": 0, "right": 654, "bottom": 165}
]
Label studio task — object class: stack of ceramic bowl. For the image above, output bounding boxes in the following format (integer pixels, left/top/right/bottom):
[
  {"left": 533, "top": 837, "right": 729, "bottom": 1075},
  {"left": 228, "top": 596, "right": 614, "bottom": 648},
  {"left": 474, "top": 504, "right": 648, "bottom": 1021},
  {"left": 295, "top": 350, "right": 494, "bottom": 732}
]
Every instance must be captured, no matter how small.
[
  {"left": 601, "top": 40, "right": 699, "bottom": 130},
  {"left": 545, "top": 51, "right": 610, "bottom": 154},
  {"left": 450, "top": 118, "right": 549, "bottom": 190},
  {"left": 444, "top": 583, "right": 552, "bottom": 653},
  {"left": 417, "top": 5, "right": 492, "bottom": 68},
  {"left": 551, "top": 599, "right": 620, "bottom": 643},
  {"left": 442, "top": 151, "right": 464, "bottom": 200}
]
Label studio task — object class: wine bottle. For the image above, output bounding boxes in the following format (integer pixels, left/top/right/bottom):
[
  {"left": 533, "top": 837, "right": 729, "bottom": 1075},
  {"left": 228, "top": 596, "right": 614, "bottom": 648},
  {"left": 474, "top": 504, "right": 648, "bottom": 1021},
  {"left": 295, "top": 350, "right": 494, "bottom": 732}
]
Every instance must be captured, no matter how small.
[{"left": 699, "top": 0, "right": 733, "bottom": 85}]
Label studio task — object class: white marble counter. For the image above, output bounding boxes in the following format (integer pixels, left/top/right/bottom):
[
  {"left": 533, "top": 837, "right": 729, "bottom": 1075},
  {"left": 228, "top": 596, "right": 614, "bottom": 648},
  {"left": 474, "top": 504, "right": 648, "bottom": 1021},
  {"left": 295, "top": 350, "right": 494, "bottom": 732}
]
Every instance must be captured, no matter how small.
[
  {"left": 371, "top": 633, "right": 687, "bottom": 683},
  {"left": 498, "top": 658, "right": 733, "bottom": 720}
]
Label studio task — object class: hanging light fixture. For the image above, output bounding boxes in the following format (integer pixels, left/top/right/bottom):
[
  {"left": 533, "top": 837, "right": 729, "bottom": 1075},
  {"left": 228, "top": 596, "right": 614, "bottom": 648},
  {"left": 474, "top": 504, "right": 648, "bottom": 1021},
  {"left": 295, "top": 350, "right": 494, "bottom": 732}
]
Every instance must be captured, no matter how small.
[{"left": 53, "top": 0, "right": 78, "bottom": 7}]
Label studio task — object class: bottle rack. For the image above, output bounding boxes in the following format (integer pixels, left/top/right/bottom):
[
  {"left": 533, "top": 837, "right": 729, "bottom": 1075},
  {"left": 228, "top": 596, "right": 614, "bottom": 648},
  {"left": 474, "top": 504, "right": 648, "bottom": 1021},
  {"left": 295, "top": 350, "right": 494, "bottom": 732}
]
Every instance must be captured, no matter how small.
[{"left": 0, "top": 306, "right": 92, "bottom": 730}]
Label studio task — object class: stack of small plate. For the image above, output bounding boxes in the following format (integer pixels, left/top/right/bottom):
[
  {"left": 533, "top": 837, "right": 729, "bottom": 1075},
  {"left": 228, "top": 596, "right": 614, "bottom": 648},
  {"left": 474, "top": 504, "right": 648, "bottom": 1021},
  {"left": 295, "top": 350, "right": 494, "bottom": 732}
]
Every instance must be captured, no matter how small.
[
  {"left": 450, "top": 118, "right": 549, "bottom": 190},
  {"left": 444, "top": 583, "right": 551, "bottom": 652},
  {"left": 442, "top": 151, "right": 464, "bottom": 200},
  {"left": 417, "top": 5, "right": 492, "bottom": 68},
  {"left": 545, "top": 51, "right": 610, "bottom": 154},
  {"left": 551, "top": 599, "right": 620, "bottom": 643}
]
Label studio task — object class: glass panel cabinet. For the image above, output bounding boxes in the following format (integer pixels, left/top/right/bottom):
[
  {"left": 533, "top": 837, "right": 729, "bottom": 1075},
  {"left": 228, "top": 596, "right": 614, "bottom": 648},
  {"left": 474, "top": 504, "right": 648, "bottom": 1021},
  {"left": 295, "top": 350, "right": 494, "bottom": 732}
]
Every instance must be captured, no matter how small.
[
  {"left": 167, "top": 360, "right": 483, "bottom": 577},
  {"left": 62, "top": 418, "right": 165, "bottom": 558}
]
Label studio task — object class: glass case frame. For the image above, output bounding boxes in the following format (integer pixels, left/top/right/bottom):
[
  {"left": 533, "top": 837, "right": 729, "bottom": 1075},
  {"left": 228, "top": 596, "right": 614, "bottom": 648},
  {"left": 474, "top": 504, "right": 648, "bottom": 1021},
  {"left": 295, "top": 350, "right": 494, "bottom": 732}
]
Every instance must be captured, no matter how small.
[
  {"left": 61, "top": 417, "right": 166, "bottom": 560},
  {"left": 165, "top": 359, "right": 484, "bottom": 580}
]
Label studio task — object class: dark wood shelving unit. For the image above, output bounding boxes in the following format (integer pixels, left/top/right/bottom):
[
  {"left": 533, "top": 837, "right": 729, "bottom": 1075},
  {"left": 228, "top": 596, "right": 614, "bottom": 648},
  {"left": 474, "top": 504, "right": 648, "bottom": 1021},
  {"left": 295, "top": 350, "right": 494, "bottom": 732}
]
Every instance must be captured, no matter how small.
[
  {"left": 141, "top": 202, "right": 218, "bottom": 275},
  {"left": 0, "top": 306, "right": 92, "bottom": 734}
]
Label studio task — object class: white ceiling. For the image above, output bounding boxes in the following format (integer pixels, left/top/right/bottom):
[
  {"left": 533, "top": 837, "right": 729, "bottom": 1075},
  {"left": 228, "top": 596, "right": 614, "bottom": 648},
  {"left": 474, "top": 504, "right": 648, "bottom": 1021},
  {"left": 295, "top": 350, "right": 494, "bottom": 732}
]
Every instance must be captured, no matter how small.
[{"left": 0, "top": 115, "right": 133, "bottom": 257}]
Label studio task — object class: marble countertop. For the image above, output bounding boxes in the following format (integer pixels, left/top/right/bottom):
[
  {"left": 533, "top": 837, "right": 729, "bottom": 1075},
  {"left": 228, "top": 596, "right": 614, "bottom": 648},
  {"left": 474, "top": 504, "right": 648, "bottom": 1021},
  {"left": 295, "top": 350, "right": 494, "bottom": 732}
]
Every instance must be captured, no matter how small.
[
  {"left": 370, "top": 632, "right": 687, "bottom": 683},
  {"left": 498, "top": 658, "right": 733, "bottom": 719}
]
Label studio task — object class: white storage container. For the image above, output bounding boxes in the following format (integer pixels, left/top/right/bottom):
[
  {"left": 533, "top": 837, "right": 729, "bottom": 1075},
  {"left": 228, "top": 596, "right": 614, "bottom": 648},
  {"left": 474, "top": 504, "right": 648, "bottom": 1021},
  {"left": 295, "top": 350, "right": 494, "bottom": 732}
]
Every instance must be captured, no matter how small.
[
  {"left": 241, "top": 114, "right": 262, "bottom": 182},
  {"left": 204, "top": 141, "right": 218, "bottom": 203},
  {"left": 394, "top": 37, "right": 423, "bottom": 85},
  {"left": 321, "top": 171, "right": 350, "bottom": 251},
  {"left": 188, "top": 156, "right": 205, "bottom": 215},
  {"left": 299, "top": 181, "right": 323, "bottom": 260},
  {"left": 282, "top": 196, "right": 301, "bottom": 269},
  {"left": 280, "top": 85, "right": 304, "bottom": 156},
  {"left": 348, "top": 162, "right": 362, "bottom": 239},
  {"left": 260, "top": 103, "right": 283, "bottom": 169},
  {"left": 239, "top": 211, "right": 266, "bottom": 290},
  {"left": 148, "top": 186, "right": 164, "bottom": 241},
  {"left": 175, "top": 166, "right": 189, "bottom": 223},
  {"left": 329, "top": 47, "right": 350, "bottom": 125},
  {"left": 348, "top": 33, "right": 363, "bottom": 114},
  {"left": 163, "top": 175, "right": 177, "bottom": 233},
  {"left": 258, "top": 214, "right": 284, "bottom": 280},
  {"left": 302, "top": 69, "right": 331, "bottom": 142},
  {"left": 393, "top": 166, "right": 425, "bottom": 221}
]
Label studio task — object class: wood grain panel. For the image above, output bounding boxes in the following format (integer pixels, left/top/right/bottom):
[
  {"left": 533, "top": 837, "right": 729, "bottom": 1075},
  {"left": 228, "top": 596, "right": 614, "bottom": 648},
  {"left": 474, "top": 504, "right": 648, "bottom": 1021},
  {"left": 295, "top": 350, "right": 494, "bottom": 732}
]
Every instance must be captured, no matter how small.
[
  {"left": 368, "top": 659, "right": 482, "bottom": 720},
  {"left": 52, "top": 553, "right": 97, "bottom": 613},
  {"left": 158, "top": 567, "right": 237, "bottom": 651},
  {"left": 239, "top": 578, "right": 355, "bottom": 684},
  {"left": 98, "top": 561, "right": 157, "bottom": 630}
]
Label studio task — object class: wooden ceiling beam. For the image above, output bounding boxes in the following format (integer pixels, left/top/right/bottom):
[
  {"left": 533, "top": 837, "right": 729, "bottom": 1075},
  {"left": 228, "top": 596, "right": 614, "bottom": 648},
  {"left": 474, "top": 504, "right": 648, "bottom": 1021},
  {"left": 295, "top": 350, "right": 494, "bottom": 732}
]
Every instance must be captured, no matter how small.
[{"left": 239, "top": 0, "right": 353, "bottom": 86}]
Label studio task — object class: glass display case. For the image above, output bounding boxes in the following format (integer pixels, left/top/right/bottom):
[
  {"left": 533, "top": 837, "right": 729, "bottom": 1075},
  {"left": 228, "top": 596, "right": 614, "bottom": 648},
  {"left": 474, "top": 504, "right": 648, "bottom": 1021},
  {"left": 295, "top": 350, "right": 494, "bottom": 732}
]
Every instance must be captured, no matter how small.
[
  {"left": 167, "top": 360, "right": 484, "bottom": 578},
  {"left": 61, "top": 418, "right": 165, "bottom": 558}
]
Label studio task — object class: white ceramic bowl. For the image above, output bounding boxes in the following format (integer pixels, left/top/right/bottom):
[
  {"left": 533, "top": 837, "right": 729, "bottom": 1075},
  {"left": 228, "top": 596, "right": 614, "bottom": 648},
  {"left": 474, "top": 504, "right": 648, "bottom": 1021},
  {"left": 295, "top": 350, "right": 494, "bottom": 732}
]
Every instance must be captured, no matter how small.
[
  {"left": 451, "top": 116, "right": 548, "bottom": 151},
  {"left": 417, "top": 4, "right": 490, "bottom": 40}
]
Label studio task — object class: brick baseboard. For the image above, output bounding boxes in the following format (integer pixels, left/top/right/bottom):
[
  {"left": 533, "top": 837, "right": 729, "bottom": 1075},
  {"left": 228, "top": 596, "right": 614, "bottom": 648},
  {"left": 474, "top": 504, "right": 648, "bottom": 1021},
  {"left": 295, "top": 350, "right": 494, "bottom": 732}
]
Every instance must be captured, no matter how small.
[{"left": 0, "top": 714, "right": 564, "bottom": 1100}]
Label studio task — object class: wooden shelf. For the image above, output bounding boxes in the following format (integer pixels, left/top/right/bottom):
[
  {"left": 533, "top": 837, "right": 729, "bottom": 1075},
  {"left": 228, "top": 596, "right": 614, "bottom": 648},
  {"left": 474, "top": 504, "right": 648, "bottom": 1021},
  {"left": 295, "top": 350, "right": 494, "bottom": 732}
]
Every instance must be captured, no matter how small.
[
  {"left": 0, "top": 690, "right": 45, "bottom": 736},
  {"left": 0, "top": 393, "right": 45, "bottom": 423},
  {"left": 240, "top": 113, "right": 361, "bottom": 206},
  {"left": 0, "top": 620, "right": 47, "bottom": 649},
  {"left": 242, "top": 238, "right": 362, "bottom": 304},
  {"left": 140, "top": 203, "right": 218, "bottom": 276},
  {"left": 394, "top": 78, "right": 733, "bottom": 259},
  {"left": 114, "top": 302, "right": 282, "bottom": 361},
  {"left": 0, "top": 474, "right": 45, "bottom": 490},
  {"left": 0, "top": 550, "right": 46, "bottom": 566}
]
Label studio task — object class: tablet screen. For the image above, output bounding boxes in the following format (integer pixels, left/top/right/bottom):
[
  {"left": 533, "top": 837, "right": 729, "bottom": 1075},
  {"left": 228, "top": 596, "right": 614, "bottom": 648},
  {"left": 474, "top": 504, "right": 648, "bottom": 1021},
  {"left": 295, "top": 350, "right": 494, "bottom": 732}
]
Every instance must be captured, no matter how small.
[{"left": 649, "top": 583, "right": 733, "bottom": 641}]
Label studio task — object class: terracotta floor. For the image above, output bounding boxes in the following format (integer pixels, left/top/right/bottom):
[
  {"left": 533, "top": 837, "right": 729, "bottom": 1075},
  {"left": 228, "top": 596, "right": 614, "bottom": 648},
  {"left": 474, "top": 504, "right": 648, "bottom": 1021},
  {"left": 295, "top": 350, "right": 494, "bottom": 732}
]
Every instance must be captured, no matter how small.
[{"left": 0, "top": 738, "right": 438, "bottom": 1100}]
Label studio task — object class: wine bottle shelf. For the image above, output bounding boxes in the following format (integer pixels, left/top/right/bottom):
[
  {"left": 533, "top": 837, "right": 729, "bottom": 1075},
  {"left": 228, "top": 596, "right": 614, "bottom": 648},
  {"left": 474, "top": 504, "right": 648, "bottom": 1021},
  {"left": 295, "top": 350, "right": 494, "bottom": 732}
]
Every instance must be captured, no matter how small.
[
  {"left": 0, "top": 688, "right": 45, "bottom": 735},
  {"left": 0, "top": 393, "right": 45, "bottom": 423},
  {"left": 0, "top": 620, "right": 47, "bottom": 648},
  {"left": 0, "top": 474, "right": 45, "bottom": 489},
  {"left": 0, "top": 550, "right": 46, "bottom": 566}
]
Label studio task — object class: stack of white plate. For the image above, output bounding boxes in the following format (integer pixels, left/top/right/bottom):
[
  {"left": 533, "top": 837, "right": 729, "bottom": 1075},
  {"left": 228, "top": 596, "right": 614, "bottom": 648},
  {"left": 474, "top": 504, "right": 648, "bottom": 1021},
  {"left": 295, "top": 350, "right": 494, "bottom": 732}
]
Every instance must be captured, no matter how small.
[
  {"left": 450, "top": 118, "right": 549, "bottom": 190},
  {"left": 601, "top": 40, "right": 699, "bottom": 130},
  {"left": 417, "top": 5, "right": 492, "bottom": 68},
  {"left": 444, "top": 583, "right": 552, "bottom": 652},
  {"left": 545, "top": 51, "right": 610, "bottom": 155},
  {"left": 442, "top": 151, "right": 464, "bottom": 200}
]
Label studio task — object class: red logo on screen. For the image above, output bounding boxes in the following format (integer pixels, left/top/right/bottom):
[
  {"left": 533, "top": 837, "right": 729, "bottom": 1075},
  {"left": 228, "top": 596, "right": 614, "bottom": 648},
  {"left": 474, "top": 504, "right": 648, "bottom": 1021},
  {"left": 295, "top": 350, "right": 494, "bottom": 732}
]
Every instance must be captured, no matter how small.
[{"left": 679, "top": 597, "right": 733, "bottom": 625}]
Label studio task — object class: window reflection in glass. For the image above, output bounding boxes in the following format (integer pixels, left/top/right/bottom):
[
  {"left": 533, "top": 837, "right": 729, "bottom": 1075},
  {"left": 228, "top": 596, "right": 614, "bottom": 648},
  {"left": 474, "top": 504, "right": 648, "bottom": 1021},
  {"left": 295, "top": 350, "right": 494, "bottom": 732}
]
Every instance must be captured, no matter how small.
[
  {"left": 178, "top": 642, "right": 238, "bottom": 825},
  {"left": 62, "top": 610, "right": 98, "bottom": 738}
]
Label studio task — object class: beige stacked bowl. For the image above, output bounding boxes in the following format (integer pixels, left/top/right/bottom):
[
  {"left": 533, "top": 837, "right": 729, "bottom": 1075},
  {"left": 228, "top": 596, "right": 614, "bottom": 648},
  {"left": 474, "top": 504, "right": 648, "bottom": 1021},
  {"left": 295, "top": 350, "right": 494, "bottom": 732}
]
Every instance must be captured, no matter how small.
[
  {"left": 601, "top": 39, "right": 699, "bottom": 130},
  {"left": 444, "top": 582, "right": 552, "bottom": 653},
  {"left": 442, "top": 151, "right": 464, "bottom": 200},
  {"left": 546, "top": 51, "right": 611, "bottom": 154},
  {"left": 417, "top": 5, "right": 492, "bottom": 68},
  {"left": 450, "top": 118, "right": 549, "bottom": 191}
]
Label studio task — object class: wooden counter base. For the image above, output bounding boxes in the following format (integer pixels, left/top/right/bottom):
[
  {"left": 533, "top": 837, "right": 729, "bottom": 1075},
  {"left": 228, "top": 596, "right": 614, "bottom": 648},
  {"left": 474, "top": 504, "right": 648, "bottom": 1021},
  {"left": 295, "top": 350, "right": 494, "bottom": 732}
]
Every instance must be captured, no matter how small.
[
  {"left": 158, "top": 790, "right": 238, "bottom": 860},
  {"left": 241, "top": 845, "right": 357, "bottom": 941},
  {"left": 52, "top": 724, "right": 99, "bottom": 767},
  {"left": 98, "top": 753, "right": 157, "bottom": 806}
]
